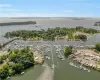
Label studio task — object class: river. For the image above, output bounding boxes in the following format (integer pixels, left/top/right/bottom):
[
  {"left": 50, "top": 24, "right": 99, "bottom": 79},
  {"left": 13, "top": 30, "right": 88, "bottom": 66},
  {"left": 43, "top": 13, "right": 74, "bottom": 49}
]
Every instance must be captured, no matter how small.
[{"left": 0, "top": 18, "right": 100, "bottom": 80}]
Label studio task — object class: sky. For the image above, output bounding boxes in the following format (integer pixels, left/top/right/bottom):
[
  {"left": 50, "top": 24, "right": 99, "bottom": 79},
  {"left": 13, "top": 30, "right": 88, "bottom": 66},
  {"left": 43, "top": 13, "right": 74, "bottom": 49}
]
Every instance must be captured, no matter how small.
[{"left": 0, "top": 0, "right": 100, "bottom": 17}]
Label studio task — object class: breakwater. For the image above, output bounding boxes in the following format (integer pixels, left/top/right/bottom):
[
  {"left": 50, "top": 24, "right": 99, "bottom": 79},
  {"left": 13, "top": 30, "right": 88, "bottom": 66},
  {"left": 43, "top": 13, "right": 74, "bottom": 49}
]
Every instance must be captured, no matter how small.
[{"left": 0, "top": 38, "right": 19, "bottom": 49}]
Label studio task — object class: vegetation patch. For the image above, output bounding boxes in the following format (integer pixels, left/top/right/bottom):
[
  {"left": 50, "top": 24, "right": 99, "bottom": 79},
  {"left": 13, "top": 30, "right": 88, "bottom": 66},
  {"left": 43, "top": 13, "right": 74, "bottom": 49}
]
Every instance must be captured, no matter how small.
[
  {"left": 0, "top": 47, "right": 35, "bottom": 80},
  {"left": 64, "top": 46, "right": 73, "bottom": 57},
  {"left": 95, "top": 42, "right": 100, "bottom": 52},
  {"left": 5, "top": 26, "right": 100, "bottom": 41}
]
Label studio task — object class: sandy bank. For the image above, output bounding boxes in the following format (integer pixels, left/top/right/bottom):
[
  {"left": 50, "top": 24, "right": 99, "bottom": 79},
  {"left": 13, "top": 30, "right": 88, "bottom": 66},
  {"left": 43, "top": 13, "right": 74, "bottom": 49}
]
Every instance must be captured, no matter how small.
[{"left": 34, "top": 51, "right": 44, "bottom": 64}]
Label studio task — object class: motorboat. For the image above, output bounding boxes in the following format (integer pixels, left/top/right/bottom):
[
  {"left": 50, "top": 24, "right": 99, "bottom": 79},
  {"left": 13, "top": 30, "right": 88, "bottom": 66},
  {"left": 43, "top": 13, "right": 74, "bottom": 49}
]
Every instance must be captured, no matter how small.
[
  {"left": 21, "top": 72, "right": 25, "bottom": 75},
  {"left": 45, "top": 56, "right": 50, "bottom": 59}
]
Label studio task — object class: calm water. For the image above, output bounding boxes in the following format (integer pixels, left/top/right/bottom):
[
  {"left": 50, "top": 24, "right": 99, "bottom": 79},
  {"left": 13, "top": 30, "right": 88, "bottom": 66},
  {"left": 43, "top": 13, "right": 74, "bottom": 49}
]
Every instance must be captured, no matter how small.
[{"left": 0, "top": 18, "right": 100, "bottom": 80}]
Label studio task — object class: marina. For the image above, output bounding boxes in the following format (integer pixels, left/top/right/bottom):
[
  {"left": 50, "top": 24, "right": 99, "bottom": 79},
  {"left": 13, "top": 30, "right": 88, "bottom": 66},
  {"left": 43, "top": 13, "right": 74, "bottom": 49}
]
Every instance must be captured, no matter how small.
[
  {"left": 69, "top": 62, "right": 90, "bottom": 72},
  {"left": 0, "top": 18, "right": 100, "bottom": 80}
]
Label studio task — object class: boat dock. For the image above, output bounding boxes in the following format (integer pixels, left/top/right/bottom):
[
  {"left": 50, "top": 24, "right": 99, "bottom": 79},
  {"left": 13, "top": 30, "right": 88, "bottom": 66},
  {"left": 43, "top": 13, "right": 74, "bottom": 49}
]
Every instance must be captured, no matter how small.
[{"left": 69, "top": 62, "right": 90, "bottom": 72}]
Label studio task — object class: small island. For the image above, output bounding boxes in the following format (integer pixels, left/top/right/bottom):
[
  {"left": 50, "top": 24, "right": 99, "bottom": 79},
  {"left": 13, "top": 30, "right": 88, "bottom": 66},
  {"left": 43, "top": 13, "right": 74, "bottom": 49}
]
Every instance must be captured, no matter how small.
[
  {"left": 0, "top": 21, "right": 36, "bottom": 26},
  {"left": 4, "top": 26, "right": 100, "bottom": 41},
  {"left": 94, "top": 21, "right": 100, "bottom": 26}
]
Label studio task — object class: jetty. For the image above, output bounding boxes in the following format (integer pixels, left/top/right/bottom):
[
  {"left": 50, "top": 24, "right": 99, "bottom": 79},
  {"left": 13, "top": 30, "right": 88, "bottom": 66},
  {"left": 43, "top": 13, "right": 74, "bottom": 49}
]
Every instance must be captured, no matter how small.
[{"left": 0, "top": 38, "right": 19, "bottom": 50}]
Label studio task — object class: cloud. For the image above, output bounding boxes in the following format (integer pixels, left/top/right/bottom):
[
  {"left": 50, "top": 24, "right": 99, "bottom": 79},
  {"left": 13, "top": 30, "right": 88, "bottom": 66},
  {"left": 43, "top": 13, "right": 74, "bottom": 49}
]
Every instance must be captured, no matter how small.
[
  {"left": 0, "top": 12, "right": 63, "bottom": 17},
  {"left": 0, "top": 4, "right": 12, "bottom": 7},
  {"left": 64, "top": 10, "right": 74, "bottom": 13},
  {"left": 0, "top": 8, "right": 22, "bottom": 12},
  {"left": 0, "top": 12, "right": 97, "bottom": 17}
]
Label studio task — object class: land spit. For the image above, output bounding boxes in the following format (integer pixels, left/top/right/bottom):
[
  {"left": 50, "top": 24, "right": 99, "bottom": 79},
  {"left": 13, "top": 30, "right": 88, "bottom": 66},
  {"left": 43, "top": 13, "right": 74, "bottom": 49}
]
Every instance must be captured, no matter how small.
[
  {"left": 34, "top": 50, "right": 44, "bottom": 64},
  {"left": 69, "top": 49, "right": 100, "bottom": 69},
  {"left": 36, "top": 63, "right": 54, "bottom": 80}
]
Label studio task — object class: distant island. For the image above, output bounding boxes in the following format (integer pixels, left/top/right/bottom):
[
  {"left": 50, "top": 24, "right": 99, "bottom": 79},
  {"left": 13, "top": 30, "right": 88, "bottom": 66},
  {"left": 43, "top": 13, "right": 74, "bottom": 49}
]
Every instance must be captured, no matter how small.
[
  {"left": 0, "top": 21, "right": 36, "bottom": 26},
  {"left": 94, "top": 21, "right": 100, "bottom": 26},
  {"left": 4, "top": 26, "right": 100, "bottom": 41}
]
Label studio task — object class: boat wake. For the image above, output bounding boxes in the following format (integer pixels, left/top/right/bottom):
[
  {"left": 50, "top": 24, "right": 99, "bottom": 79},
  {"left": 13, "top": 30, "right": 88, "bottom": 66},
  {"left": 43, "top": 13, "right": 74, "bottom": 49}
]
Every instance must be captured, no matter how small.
[{"left": 37, "top": 63, "right": 54, "bottom": 80}]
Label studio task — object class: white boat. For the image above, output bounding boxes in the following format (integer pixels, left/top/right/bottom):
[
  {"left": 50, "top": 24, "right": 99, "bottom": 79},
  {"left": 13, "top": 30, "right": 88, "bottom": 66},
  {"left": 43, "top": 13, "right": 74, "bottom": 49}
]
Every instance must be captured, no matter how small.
[
  {"left": 7, "top": 76, "right": 10, "bottom": 79},
  {"left": 52, "top": 64, "right": 55, "bottom": 69},
  {"left": 58, "top": 55, "right": 62, "bottom": 59},
  {"left": 88, "top": 70, "right": 90, "bottom": 72},
  {"left": 80, "top": 46, "right": 84, "bottom": 48},
  {"left": 61, "top": 58, "right": 65, "bottom": 60},
  {"left": 46, "top": 56, "right": 50, "bottom": 59},
  {"left": 21, "top": 72, "right": 25, "bottom": 75},
  {"left": 56, "top": 49, "right": 59, "bottom": 52},
  {"left": 56, "top": 51, "right": 59, "bottom": 54},
  {"left": 69, "top": 62, "right": 74, "bottom": 66}
]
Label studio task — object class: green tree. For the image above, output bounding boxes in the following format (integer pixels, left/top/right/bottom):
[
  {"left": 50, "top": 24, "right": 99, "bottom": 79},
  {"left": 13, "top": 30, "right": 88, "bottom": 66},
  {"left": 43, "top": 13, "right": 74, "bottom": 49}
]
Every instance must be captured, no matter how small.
[
  {"left": 95, "top": 43, "right": 100, "bottom": 52},
  {"left": 0, "top": 57, "right": 3, "bottom": 64},
  {"left": 0, "top": 64, "right": 9, "bottom": 80},
  {"left": 11, "top": 63, "right": 24, "bottom": 74},
  {"left": 64, "top": 46, "right": 73, "bottom": 57},
  {"left": 75, "top": 34, "right": 87, "bottom": 41}
]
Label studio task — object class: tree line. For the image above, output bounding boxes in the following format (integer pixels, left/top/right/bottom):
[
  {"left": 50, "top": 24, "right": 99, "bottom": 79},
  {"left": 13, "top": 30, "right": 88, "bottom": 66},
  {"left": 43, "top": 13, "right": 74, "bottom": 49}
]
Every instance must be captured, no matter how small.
[
  {"left": 0, "top": 47, "right": 34, "bottom": 80},
  {"left": 5, "top": 26, "right": 99, "bottom": 41}
]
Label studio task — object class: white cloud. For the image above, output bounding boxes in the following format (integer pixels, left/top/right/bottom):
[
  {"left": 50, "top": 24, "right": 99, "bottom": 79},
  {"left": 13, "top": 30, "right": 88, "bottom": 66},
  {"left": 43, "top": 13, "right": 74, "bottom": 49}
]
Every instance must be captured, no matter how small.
[
  {"left": 0, "top": 12, "right": 97, "bottom": 17},
  {"left": 0, "top": 8, "right": 22, "bottom": 12},
  {"left": 64, "top": 10, "right": 74, "bottom": 13},
  {"left": 0, "top": 12, "right": 63, "bottom": 17},
  {"left": 0, "top": 4, "right": 12, "bottom": 7}
]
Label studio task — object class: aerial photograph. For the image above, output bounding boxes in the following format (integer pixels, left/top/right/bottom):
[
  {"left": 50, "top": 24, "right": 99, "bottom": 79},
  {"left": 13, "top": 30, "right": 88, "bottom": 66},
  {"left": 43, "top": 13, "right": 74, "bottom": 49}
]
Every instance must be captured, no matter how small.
[{"left": 0, "top": 0, "right": 100, "bottom": 80}]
